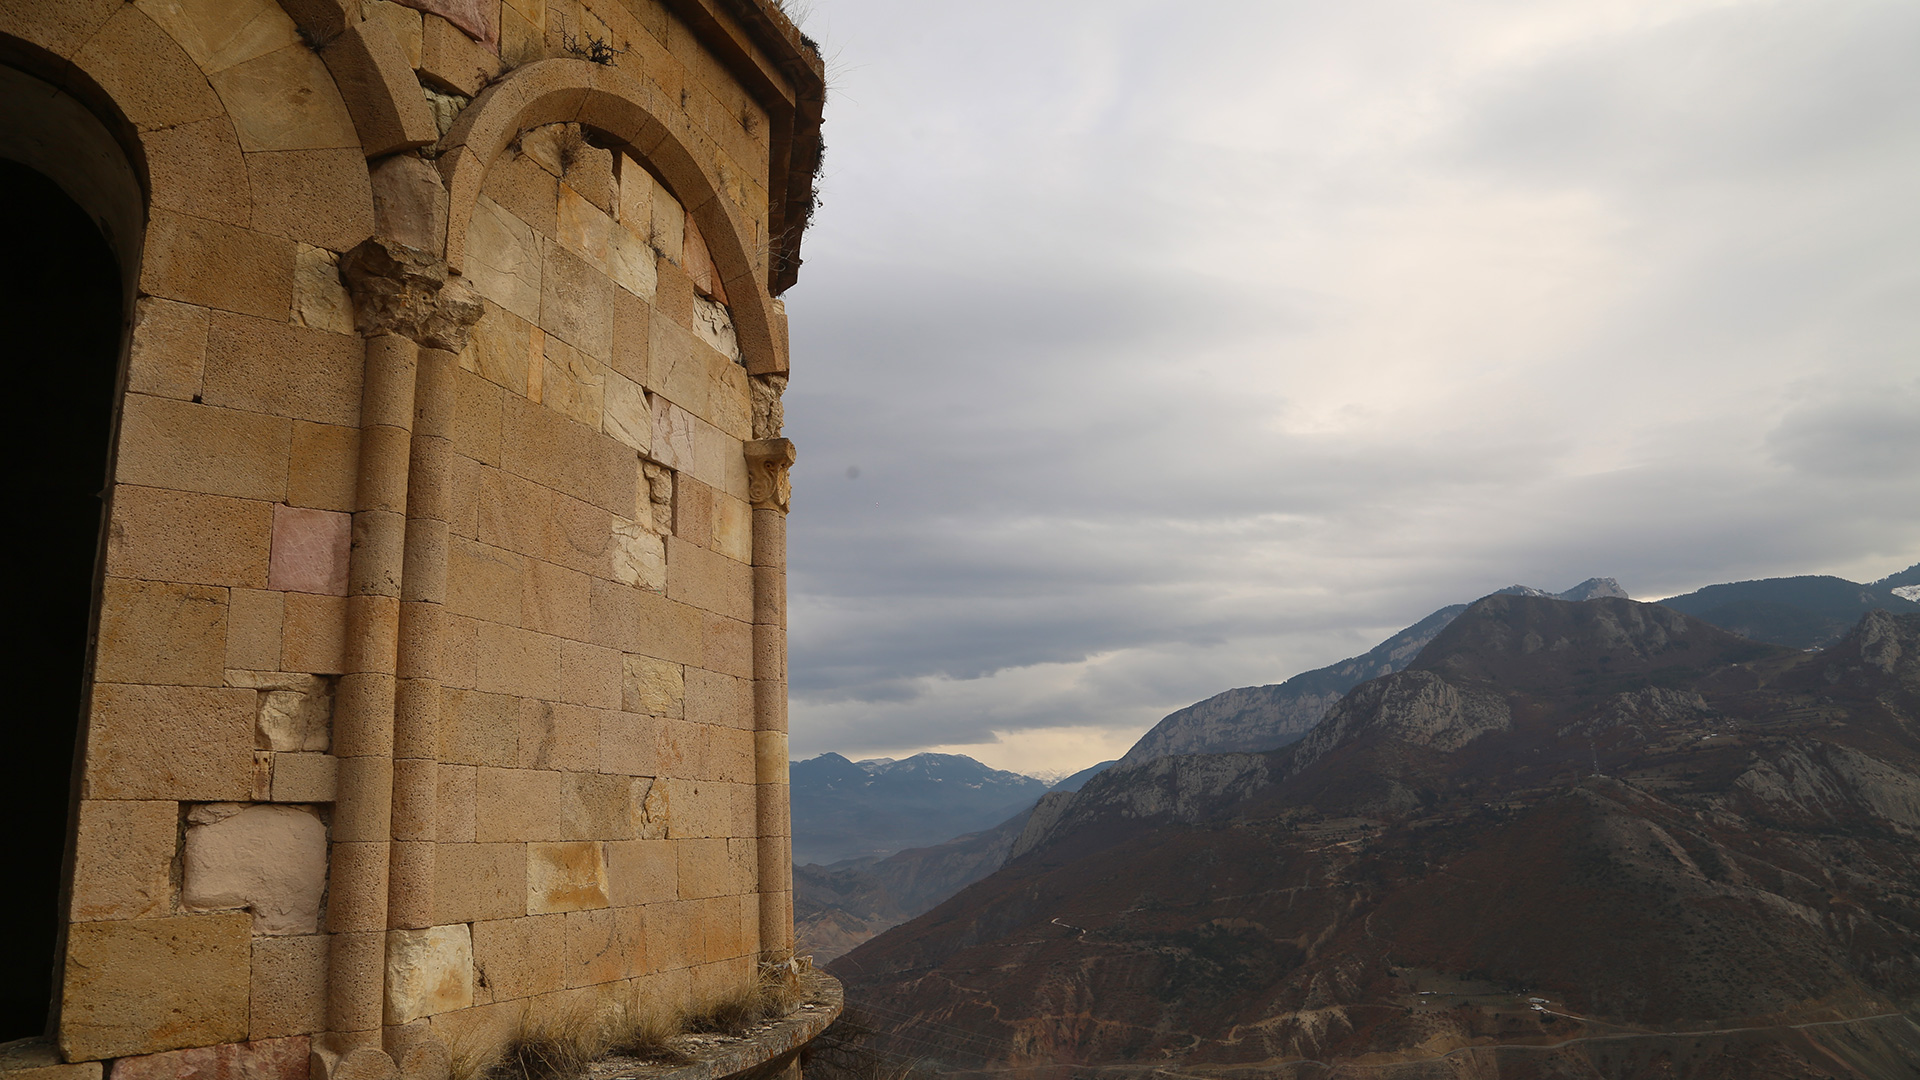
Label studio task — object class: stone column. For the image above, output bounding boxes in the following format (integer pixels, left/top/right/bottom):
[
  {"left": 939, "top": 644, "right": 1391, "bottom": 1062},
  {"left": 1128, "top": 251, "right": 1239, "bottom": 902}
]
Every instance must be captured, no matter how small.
[
  {"left": 324, "top": 237, "right": 480, "bottom": 1079},
  {"left": 746, "top": 438, "right": 796, "bottom": 960}
]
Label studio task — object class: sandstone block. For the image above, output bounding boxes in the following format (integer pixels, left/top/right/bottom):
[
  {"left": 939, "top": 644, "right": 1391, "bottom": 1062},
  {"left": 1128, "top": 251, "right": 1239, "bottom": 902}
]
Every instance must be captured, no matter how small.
[
  {"left": 451, "top": 371, "right": 505, "bottom": 470},
  {"left": 559, "top": 639, "right": 622, "bottom": 710},
  {"left": 271, "top": 752, "right": 337, "bottom": 801},
  {"left": 667, "top": 538, "right": 752, "bottom": 622},
  {"left": 132, "top": 0, "right": 299, "bottom": 73},
  {"left": 541, "top": 492, "right": 615, "bottom": 579},
  {"left": 539, "top": 241, "right": 614, "bottom": 362},
  {"left": 684, "top": 668, "right": 750, "bottom": 731},
  {"left": 68, "top": 800, "right": 177, "bottom": 922},
  {"left": 141, "top": 210, "right": 295, "bottom": 322},
  {"left": 282, "top": 592, "right": 350, "bottom": 675},
  {"left": 585, "top": 434, "right": 640, "bottom": 520},
  {"left": 84, "top": 683, "right": 256, "bottom": 801},
  {"left": 516, "top": 700, "right": 599, "bottom": 773},
  {"left": 472, "top": 622, "right": 561, "bottom": 699},
  {"left": 620, "top": 655, "right": 684, "bottom": 718},
  {"left": 605, "top": 839, "right": 675, "bottom": 907},
  {"left": 143, "top": 114, "right": 250, "bottom": 226},
  {"left": 433, "top": 843, "right": 525, "bottom": 924},
  {"left": 474, "top": 767, "right": 563, "bottom": 842},
  {"left": 233, "top": 670, "right": 333, "bottom": 751},
  {"left": 595, "top": 711, "right": 659, "bottom": 778},
  {"left": 447, "top": 537, "right": 524, "bottom": 626},
  {"left": 109, "top": 1035, "right": 310, "bottom": 1080},
  {"left": 629, "top": 591, "right": 705, "bottom": 667},
  {"left": 94, "top": 577, "right": 228, "bottom": 688},
  {"left": 555, "top": 184, "right": 613, "bottom": 270},
  {"left": 436, "top": 764, "right": 478, "bottom": 843},
  {"left": 289, "top": 422, "right": 360, "bottom": 512},
  {"left": 385, "top": 924, "right": 474, "bottom": 1025},
  {"left": 479, "top": 148, "right": 558, "bottom": 239},
  {"left": 183, "top": 803, "right": 328, "bottom": 934},
  {"left": 0, "top": 0, "right": 118, "bottom": 58},
  {"left": 611, "top": 289, "right": 650, "bottom": 388},
  {"left": 249, "top": 149, "right": 377, "bottom": 251},
  {"left": 607, "top": 221, "right": 657, "bottom": 302},
  {"left": 470, "top": 916, "right": 564, "bottom": 1002},
  {"left": 649, "top": 182, "right": 684, "bottom": 265},
  {"left": 692, "top": 296, "right": 740, "bottom": 366},
  {"left": 225, "top": 589, "right": 285, "bottom": 671},
  {"left": 672, "top": 475, "right": 712, "bottom": 548},
  {"left": 539, "top": 334, "right": 606, "bottom": 430},
  {"left": 710, "top": 495, "right": 751, "bottom": 565},
  {"left": 127, "top": 297, "right": 210, "bottom": 401},
  {"left": 610, "top": 519, "right": 666, "bottom": 592},
  {"left": 459, "top": 303, "right": 538, "bottom": 399},
  {"left": 419, "top": 12, "right": 500, "bottom": 95},
  {"left": 691, "top": 420, "right": 748, "bottom": 501},
  {"left": 205, "top": 311, "right": 362, "bottom": 427},
  {"left": 633, "top": 777, "right": 669, "bottom": 840},
  {"left": 60, "top": 914, "right": 251, "bottom": 1060},
  {"left": 438, "top": 688, "right": 518, "bottom": 767},
  {"left": 561, "top": 771, "right": 636, "bottom": 840},
  {"left": 251, "top": 935, "right": 327, "bottom": 1038},
  {"left": 209, "top": 43, "right": 360, "bottom": 151},
  {"left": 117, "top": 394, "right": 292, "bottom": 503},
  {"left": 465, "top": 196, "right": 542, "bottom": 323},
  {"left": 527, "top": 842, "right": 609, "bottom": 914},
  {"left": 74, "top": 6, "right": 224, "bottom": 131}
]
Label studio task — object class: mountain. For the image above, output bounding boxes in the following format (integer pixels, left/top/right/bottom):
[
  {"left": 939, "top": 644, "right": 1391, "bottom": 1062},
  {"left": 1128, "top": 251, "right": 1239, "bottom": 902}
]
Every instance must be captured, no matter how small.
[
  {"left": 827, "top": 598, "right": 1920, "bottom": 1078},
  {"left": 1048, "top": 759, "right": 1115, "bottom": 793},
  {"left": 1115, "top": 578, "right": 1628, "bottom": 768},
  {"left": 1659, "top": 573, "right": 1920, "bottom": 650},
  {"left": 1873, "top": 561, "right": 1920, "bottom": 603},
  {"left": 789, "top": 752, "right": 1049, "bottom": 865}
]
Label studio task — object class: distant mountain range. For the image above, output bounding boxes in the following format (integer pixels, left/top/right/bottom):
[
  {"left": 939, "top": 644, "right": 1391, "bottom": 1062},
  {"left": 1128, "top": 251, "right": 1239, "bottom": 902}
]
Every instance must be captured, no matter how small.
[
  {"left": 793, "top": 563, "right": 1920, "bottom": 964},
  {"left": 830, "top": 597, "right": 1920, "bottom": 1077},
  {"left": 789, "top": 752, "right": 1051, "bottom": 865}
]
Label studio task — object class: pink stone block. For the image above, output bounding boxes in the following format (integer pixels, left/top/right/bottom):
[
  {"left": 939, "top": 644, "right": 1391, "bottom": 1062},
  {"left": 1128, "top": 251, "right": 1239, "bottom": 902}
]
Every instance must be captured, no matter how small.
[
  {"left": 109, "top": 1036, "right": 309, "bottom": 1080},
  {"left": 268, "top": 505, "right": 351, "bottom": 596},
  {"left": 393, "top": 0, "right": 498, "bottom": 45}
]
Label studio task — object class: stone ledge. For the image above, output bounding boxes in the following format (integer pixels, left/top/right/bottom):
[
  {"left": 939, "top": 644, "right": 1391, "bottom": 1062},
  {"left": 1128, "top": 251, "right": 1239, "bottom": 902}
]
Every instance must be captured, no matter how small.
[{"left": 585, "top": 973, "right": 841, "bottom": 1080}]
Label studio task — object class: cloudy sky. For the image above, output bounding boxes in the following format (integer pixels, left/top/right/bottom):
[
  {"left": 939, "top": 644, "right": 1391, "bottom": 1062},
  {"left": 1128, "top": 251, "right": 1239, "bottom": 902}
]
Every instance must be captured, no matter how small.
[{"left": 772, "top": 0, "right": 1920, "bottom": 778}]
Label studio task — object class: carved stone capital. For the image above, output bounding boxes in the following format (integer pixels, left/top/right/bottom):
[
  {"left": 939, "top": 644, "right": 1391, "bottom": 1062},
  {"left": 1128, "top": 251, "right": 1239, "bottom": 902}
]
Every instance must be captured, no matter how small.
[
  {"left": 745, "top": 438, "right": 797, "bottom": 513},
  {"left": 341, "top": 237, "right": 484, "bottom": 352}
]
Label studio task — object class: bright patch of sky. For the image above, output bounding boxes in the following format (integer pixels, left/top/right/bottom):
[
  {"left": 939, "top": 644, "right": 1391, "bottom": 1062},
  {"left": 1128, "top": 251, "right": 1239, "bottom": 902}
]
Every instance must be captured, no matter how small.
[{"left": 775, "top": 0, "right": 1920, "bottom": 777}]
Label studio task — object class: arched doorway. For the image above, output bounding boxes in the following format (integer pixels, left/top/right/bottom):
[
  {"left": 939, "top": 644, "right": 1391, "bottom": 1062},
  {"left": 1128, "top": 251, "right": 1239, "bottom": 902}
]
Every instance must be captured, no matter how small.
[{"left": 0, "top": 62, "right": 140, "bottom": 1040}]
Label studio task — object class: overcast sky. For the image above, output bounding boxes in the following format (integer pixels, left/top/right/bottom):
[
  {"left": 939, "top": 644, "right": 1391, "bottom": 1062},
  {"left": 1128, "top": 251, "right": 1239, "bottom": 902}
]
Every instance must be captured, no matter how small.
[{"left": 773, "top": 0, "right": 1920, "bottom": 778}]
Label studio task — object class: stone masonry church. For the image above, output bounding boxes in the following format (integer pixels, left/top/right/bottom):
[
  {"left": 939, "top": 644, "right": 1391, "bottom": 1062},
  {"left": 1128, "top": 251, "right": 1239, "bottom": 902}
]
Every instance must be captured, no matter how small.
[{"left": 0, "top": 0, "right": 828, "bottom": 1077}]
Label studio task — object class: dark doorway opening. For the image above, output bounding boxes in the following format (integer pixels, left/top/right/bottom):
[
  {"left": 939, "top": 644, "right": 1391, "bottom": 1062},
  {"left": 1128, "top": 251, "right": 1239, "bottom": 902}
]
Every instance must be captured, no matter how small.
[{"left": 0, "top": 159, "right": 125, "bottom": 1039}]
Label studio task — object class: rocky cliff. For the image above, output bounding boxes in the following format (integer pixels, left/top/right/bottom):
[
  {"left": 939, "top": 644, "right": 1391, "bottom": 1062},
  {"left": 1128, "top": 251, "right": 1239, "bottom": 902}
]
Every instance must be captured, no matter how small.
[
  {"left": 826, "top": 599, "right": 1920, "bottom": 1079},
  {"left": 1115, "top": 578, "right": 1627, "bottom": 768}
]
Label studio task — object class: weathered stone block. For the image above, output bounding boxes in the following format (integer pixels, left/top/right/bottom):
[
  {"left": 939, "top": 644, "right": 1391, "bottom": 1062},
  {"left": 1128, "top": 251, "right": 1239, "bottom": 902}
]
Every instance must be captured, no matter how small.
[
  {"left": 470, "top": 916, "right": 564, "bottom": 1002},
  {"left": 459, "top": 302, "right": 539, "bottom": 397},
  {"left": 0, "top": 1039, "right": 102, "bottom": 1080},
  {"left": 685, "top": 668, "right": 751, "bottom": 731},
  {"left": 73, "top": 5, "right": 223, "bottom": 131},
  {"left": 539, "top": 240, "right": 613, "bottom": 362},
  {"left": 526, "top": 842, "right": 609, "bottom": 914},
  {"left": 127, "top": 297, "right": 210, "bottom": 401},
  {"left": 182, "top": 803, "right": 328, "bottom": 934},
  {"left": 60, "top": 914, "right": 251, "bottom": 1061},
  {"left": 667, "top": 537, "right": 752, "bottom": 622},
  {"left": 473, "top": 767, "right": 563, "bottom": 842},
  {"left": 132, "top": 0, "right": 300, "bottom": 74},
  {"left": 602, "top": 370, "right": 651, "bottom": 454},
  {"left": 515, "top": 700, "right": 598, "bottom": 773},
  {"left": 465, "top": 195, "right": 542, "bottom": 323},
  {"left": 418, "top": 12, "right": 499, "bottom": 95},
  {"left": 433, "top": 842, "right": 525, "bottom": 925},
  {"left": 143, "top": 114, "right": 250, "bottom": 226},
  {"left": 710, "top": 494, "right": 751, "bottom": 565},
  {"left": 558, "top": 639, "right": 622, "bottom": 710},
  {"left": 68, "top": 800, "right": 177, "bottom": 922},
  {"left": 117, "top": 394, "right": 292, "bottom": 504},
  {"left": 271, "top": 753, "right": 338, "bottom": 802},
  {"left": 108, "top": 1034, "right": 310, "bottom": 1080},
  {"left": 84, "top": 684, "right": 256, "bottom": 801},
  {"left": 230, "top": 670, "right": 333, "bottom": 751},
  {"left": 605, "top": 839, "right": 675, "bottom": 907},
  {"left": 596, "top": 711, "right": 659, "bottom": 778},
  {"left": 290, "top": 244, "right": 356, "bottom": 334},
  {"left": 620, "top": 655, "right": 684, "bottom": 718},
  {"left": 385, "top": 924, "right": 474, "bottom": 1025},
  {"left": 610, "top": 519, "right": 666, "bottom": 592}
]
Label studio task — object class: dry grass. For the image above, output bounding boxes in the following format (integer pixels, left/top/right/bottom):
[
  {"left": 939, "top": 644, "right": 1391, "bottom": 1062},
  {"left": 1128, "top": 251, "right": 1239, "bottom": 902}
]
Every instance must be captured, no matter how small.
[{"left": 460, "top": 965, "right": 808, "bottom": 1080}]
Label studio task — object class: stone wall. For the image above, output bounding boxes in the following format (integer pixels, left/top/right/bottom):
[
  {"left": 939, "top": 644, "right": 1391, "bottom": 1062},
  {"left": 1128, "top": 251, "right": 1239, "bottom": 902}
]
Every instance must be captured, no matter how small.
[{"left": 0, "top": 0, "right": 822, "bottom": 1075}]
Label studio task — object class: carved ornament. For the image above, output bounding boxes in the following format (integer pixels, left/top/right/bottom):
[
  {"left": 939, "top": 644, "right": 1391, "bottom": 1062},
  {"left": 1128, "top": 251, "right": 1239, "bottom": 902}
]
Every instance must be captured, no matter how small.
[
  {"left": 745, "top": 439, "right": 797, "bottom": 514},
  {"left": 340, "top": 237, "right": 484, "bottom": 352}
]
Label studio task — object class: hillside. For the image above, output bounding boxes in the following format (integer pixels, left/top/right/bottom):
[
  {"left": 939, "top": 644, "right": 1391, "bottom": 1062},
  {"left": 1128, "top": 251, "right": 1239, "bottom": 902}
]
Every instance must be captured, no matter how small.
[
  {"left": 1116, "top": 578, "right": 1627, "bottom": 768},
  {"left": 826, "top": 598, "right": 1920, "bottom": 1078},
  {"left": 1659, "top": 572, "right": 1920, "bottom": 649}
]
